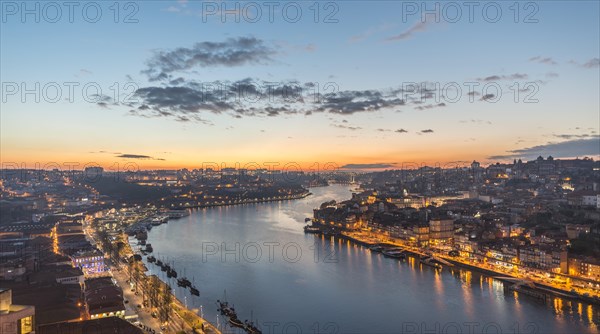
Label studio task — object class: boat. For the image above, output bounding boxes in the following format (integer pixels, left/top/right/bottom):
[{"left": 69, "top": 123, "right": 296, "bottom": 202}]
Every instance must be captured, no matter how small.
[
  {"left": 304, "top": 217, "right": 312, "bottom": 222},
  {"left": 369, "top": 245, "right": 385, "bottom": 253},
  {"left": 177, "top": 268, "right": 191, "bottom": 287},
  {"left": 147, "top": 256, "right": 156, "bottom": 263},
  {"left": 167, "top": 264, "right": 177, "bottom": 278},
  {"left": 229, "top": 316, "right": 245, "bottom": 328},
  {"left": 303, "top": 225, "right": 320, "bottom": 233},
  {"left": 244, "top": 311, "right": 262, "bottom": 334},
  {"left": 145, "top": 244, "right": 153, "bottom": 253},
  {"left": 420, "top": 256, "right": 442, "bottom": 269},
  {"left": 382, "top": 249, "right": 406, "bottom": 259},
  {"left": 189, "top": 277, "right": 199, "bottom": 296},
  {"left": 217, "top": 290, "right": 236, "bottom": 317},
  {"left": 177, "top": 277, "right": 191, "bottom": 287},
  {"left": 156, "top": 259, "right": 163, "bottom": 267}
]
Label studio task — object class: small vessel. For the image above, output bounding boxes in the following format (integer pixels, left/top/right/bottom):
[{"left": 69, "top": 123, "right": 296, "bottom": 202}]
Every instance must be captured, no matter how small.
[
  {"left": 156, "top": 259, "right": 163, "bottom": 267},
  {"left": 229, "top": 316, "right": 245, "bottom": 328},
  {"left": 177, "top": 267, "right": 191, "bottom": 287},
  {"left": 189, "top": 276, "right": 199, "bottom": 296},
  {"left": 145, "top": 244, "right": 153, "bottom": 253},
  {"left": 303, "top": 225, "right": 320, "bottom": 233},
  {"left": 304, "top": 217, "right": 312, "bottom": 222},
  {"left": 369, "top": 245, "right": 385, "bottom": 253},
  {"left": 147, "top": 256, "right": 156, "bottom": 263},
  {"left": 420, "top": 256, "right": 442, "bottom": 269},
  {"left": 383, "top": 249, "right": 406, "bottom": 259},
  {"left": 168, "top": 261, "right": 177, "bottom": 278}
]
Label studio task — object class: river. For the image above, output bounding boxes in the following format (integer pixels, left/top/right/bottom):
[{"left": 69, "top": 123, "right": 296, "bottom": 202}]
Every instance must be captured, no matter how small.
[{"left": 142, "top": 185, "right": 599, "bottom": 333}]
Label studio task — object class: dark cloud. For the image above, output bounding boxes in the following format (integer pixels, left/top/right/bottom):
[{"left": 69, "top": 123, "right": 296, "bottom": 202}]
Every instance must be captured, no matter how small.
[
  {"left": 116, "top": 154, "right": 166, "bottom": 161},
  {"left": 529, "top": 56, "right": 557, "bottom": 65},
  {"left": 316, "top": 90, "right": 405, "bottom": 114},
  {"left": 340, "top": 163, "right": 396, "bottom": 169},
  {"left": 142, "top": 37, "right": 276, "bottom": 81},
  {"left": 488, "top": 137, "right": 600, "bottom": 160}
]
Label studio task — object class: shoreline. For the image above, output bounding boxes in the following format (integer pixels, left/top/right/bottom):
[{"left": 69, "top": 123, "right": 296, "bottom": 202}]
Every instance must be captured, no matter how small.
[
  {"left": 171, "top": 191, "right": 311, "bottom": 210},
  {"left": 125, "top": 236, "right": 221, "bottom": 334},
  {"left": 330, "top": 230, "right": 600, "bottom": 307}
]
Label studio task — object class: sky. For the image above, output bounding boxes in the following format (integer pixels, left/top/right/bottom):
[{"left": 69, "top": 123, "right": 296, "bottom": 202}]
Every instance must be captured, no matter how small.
[{"left": 1, "top": 0, "right": 599, "bottom": 171}]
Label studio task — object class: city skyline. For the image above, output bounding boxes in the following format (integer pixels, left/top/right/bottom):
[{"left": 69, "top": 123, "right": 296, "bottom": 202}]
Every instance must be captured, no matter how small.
[{"left": 2, "top": 1, "right": 599, "bottom": 169}]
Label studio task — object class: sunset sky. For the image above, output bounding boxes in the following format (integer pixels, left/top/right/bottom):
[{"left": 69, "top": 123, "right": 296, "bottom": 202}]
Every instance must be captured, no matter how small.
[{"left": 2, "top": 1, "right": 599, "bottom": 170}]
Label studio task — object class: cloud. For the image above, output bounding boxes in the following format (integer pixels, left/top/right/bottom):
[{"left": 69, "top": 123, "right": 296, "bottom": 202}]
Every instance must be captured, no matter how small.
[
  {"left": 340, "top": 163, "right": 396, "bottom": 169},
  {"left": 331, "top": 123, "right": 362, "bottom": 131},
  {"left": 142, "top": 37, "right": 276, "bottom": 81},
  {"left": 529, "top": 56, "right": 557, "bottom": 65},
  {"left": 553, "top": 133, "right": 597, "bottom": 139},
  {"left": 488, "top": 137, "right": 600, "bottom": 160},
  {"left": 460, "top": 119, "right": 492, "bottom": 125},
  {"left": 476, "top": 73, "right": 528, "bottom": 81},
  {"left": 582, "top": 58, "right": 600, "bottom": 68},
  {"left": 480, "top": 94, "right": 495, "bottom": 101},
  {"left": 350, "top": 23, "right": 395, "bottom": 43},
  {"left": 116, "top": 154, "right": 166, "bottom": 161},
  {"left": 317, "top": 90, "right": 406, "bottom": 114},
  {"left": 414, "top": 102, "right": 446, "bottom": 110},
  {"left": 569, "top": 58, "right": 600, "bottom": 69},
  {"left": 385, "top": 21, "right": 429, "bottom": 41}
]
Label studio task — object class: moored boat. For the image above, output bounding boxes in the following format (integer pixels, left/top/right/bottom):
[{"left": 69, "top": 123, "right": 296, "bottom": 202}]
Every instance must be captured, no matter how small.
[{"left": 303, "top": 225, "right": 321, "bottom": 233}]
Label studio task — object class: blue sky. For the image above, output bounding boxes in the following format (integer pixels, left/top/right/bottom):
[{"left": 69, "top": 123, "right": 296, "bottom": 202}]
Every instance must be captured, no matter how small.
[{"left": 1, "top": 1, "right": 599, "bottom": 169}]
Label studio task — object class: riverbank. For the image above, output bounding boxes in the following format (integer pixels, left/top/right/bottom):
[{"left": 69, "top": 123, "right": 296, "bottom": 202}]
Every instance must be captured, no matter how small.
[
  {"left": 124, "top": 236, "right": 221, "bottom": 334},
  {"left": 173, "top": 191, "right": 311, "bottom": 210},
  {"left": 325, "top": 229, "right": 600, "bottom": 306}
]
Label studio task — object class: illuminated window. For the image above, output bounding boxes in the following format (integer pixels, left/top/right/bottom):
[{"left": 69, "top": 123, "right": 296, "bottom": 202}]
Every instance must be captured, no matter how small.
[{"left": 20, "top": 316, "right": 33, "bottom": 333}]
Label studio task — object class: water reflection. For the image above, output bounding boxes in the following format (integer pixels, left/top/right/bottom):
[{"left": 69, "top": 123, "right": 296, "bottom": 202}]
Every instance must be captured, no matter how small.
[{"left": 143, "top": 185, "right": 600, "bottom": 333}]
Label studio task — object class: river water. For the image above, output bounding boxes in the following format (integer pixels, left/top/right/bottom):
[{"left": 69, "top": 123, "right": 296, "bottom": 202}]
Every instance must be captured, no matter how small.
[{"left": 143, "top": 185, "right": 599, "bottom": 333}]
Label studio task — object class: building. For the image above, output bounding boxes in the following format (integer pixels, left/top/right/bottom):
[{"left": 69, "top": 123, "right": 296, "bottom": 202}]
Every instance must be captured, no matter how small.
[
  {"left": 84, "top": 277, "right": 125, "bottom": 319},
  {"left": 568, "top": 256, "right": 600, "bottom": 281},
  {"left": 411, "top": 224, "right": 430, "bottom": 247},
  {"left": 0, "top": 289, "right": 35, "bottom": 334},
  {"left": 71, "top": 249, "right": 107, "bottom": 277},
  {"left": 38, "top": 316, "right": 142, "bottom": 334},
  {"left": 429, "top": 219, "right": 454, "bottom": 247}
]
